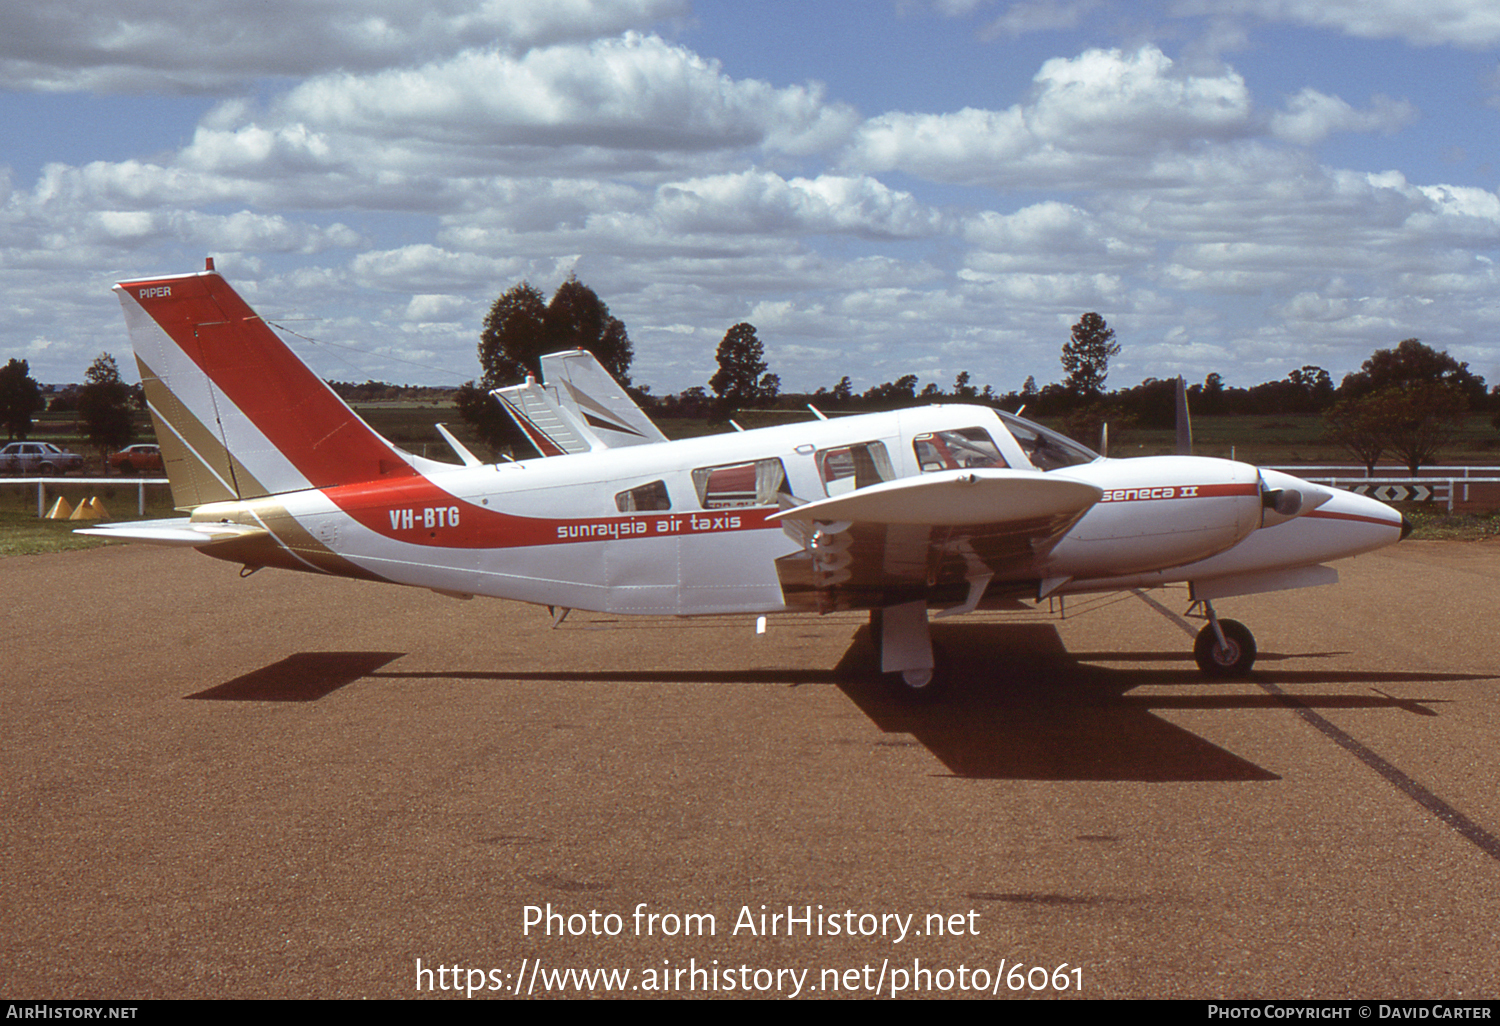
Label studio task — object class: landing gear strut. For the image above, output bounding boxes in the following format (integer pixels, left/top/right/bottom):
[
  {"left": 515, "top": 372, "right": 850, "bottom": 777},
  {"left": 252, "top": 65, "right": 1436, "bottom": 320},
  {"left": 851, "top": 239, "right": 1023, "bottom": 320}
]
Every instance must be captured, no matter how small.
[
  {"left": 1191, "top": 600, "right": 1257, "bottom": 677},
  {"left": 871, "top": 601, "right": 947, "bottom": 701}
]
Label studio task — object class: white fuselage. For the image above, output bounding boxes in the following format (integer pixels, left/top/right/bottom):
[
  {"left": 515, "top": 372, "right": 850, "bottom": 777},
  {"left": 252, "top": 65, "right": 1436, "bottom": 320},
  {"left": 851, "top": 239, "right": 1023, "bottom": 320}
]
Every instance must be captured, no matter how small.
[{"left": 187, "top": 405, "right": 1405, "bottom": 615}]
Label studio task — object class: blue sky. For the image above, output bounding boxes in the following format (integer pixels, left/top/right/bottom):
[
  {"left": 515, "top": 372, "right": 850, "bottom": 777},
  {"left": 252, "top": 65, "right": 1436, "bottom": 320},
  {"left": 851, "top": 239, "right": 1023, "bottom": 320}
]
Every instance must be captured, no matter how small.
[{"left": 3, "top": 0, "right": 1500, "bottom": 397}]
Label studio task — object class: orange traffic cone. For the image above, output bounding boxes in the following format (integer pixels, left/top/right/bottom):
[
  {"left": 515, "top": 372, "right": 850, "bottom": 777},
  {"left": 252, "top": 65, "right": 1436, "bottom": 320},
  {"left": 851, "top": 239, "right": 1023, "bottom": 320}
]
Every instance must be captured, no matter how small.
[{"left": 69, "top": 497, "right": 110, "bottom": 521}]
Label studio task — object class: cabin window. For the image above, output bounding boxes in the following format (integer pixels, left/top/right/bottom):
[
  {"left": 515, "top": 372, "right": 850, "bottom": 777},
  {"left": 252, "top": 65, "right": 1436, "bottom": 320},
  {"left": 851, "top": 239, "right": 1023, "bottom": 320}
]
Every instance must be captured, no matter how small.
[
  {"left": 815, "top": 441, "right": 894, "bottom": 497},
  {"left": 913, "top": 428, "right": 1007, "bottom": 472},
  {"left": 615, "top": 480, "right": 671, "bottom": 512},
  {"left": 691, "top": 459, "right": 788, "bottom": 509}
]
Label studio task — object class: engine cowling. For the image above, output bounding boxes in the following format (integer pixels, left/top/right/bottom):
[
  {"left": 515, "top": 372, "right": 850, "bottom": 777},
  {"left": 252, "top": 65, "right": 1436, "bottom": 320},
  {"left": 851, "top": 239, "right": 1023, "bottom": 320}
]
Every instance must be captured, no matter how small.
[{"left": 1044, "top": 456, "right": 1263, "bottom": 578}]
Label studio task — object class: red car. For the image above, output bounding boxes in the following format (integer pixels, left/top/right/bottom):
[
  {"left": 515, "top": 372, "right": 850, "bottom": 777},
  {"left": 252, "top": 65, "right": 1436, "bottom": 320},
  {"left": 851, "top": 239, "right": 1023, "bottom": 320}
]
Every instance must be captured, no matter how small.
[{"left": 108, "top": 444, "right": 164, "bottom": 473}]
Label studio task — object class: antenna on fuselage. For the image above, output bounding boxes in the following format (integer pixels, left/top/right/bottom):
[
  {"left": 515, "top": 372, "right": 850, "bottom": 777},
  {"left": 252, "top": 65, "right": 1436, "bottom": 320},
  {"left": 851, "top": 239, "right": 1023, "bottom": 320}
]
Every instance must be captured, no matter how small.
[{"left": 434, "top": 423, "right": 484, "bottom": 467}]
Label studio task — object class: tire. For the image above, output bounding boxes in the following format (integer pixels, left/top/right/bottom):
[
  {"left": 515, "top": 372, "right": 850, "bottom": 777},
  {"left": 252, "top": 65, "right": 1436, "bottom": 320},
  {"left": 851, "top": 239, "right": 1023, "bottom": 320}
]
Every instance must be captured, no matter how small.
[
  {"left": 1194, "top": 619, "right": 1256, "bottom": 677},
  {"left": 885, "top": 644, "right": 949, "bottom": 703}
]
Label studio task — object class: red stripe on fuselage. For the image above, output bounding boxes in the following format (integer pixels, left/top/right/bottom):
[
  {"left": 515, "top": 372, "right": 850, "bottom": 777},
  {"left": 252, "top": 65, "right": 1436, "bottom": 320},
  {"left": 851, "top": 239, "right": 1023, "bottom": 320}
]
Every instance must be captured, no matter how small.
[
  {"left": 320, "top": 475, "right": 777, "bottom": 549},
  {"left": 1304, "top": 508, "right": 1403, "bottom": 529},
  {"left": 1095, "top": 482, "right": 1258, "bottom": 503}
]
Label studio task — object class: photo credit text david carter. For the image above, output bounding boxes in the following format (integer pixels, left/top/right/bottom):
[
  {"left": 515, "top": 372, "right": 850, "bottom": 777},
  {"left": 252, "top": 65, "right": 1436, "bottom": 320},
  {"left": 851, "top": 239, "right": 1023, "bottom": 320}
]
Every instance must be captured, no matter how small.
[
  {"left": 1209, "top": 1006, "right": 1492, "bottom": 1020},
  {"left": 415, "top": 903, "right": 1086, "bottom": 997}
]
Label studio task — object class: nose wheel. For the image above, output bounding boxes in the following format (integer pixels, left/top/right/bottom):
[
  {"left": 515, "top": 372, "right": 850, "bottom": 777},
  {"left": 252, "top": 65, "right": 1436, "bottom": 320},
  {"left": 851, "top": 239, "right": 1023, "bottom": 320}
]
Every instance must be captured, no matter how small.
[{"left": 1191, "top": 601, "right": 1257, "bottom": 677}]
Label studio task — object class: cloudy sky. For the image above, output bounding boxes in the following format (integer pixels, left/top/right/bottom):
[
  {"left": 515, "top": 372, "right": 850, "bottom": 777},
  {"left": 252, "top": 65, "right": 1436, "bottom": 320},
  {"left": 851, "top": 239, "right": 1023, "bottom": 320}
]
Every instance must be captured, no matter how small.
[{"left": 4, "top": 1, "right": 1500, "bottom": 397}]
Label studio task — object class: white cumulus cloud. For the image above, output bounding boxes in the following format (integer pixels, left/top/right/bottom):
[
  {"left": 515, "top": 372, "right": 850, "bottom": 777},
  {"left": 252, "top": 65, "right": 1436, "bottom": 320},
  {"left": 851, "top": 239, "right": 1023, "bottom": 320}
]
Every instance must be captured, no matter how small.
[
  {"left": 844, "top": 46, "right": 1256, "bottom": 188},
  {"left": 0, "top": 0, "right": 689, "bottom": 91},
  {"left": 1270, "top": 89, "right": 1417, "bottom": 145}
]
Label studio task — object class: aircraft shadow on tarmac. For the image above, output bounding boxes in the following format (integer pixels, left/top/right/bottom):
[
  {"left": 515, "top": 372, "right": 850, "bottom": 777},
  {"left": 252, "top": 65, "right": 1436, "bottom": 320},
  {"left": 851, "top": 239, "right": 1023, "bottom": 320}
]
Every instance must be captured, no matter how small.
[
  {"left": 834, "top": 622, "right": 1490, "bottom": 782},
  {"left": 183, "top": 623, "right": 1492, "bottom": 784},
  {"left": 187, "top": 651, "right": 405, "bottom": 702}
]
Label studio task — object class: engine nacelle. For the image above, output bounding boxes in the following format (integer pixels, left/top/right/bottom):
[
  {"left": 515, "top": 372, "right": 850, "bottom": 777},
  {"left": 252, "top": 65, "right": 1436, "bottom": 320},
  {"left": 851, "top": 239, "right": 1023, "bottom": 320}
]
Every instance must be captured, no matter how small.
[{"left": 1044, "top": 456, "right": 1263, "bottom": 578}]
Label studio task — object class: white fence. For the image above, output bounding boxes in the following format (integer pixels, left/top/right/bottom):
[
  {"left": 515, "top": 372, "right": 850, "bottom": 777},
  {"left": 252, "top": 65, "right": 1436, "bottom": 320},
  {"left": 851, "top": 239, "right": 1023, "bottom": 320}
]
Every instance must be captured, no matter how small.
[
  {"left": 9, "top": 477, "right": 170, "bottom": 517},
  {"left": 1265, "top": 465, "right": 1500, "bottom": 478},
  {"left": 1265, "top": 467, "right": 1500, "bottom": 512}
]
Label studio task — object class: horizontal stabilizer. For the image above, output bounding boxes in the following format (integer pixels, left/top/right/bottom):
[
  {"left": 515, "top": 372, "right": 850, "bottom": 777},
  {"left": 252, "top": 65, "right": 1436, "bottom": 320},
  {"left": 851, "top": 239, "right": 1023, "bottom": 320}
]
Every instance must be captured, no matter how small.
[
  {"left": 75, "top": 518, "right": 268, "bottom": 548},
  {"left": 771, "top": 469, "right": 1101, "bottom": 526}
]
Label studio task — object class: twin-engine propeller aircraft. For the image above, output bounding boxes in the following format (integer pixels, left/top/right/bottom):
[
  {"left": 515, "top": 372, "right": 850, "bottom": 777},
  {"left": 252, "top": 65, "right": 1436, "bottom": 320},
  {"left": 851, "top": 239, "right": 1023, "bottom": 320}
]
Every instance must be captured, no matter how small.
[{"left": 84, "top": 262, "right": 1410, "bottom": 697}]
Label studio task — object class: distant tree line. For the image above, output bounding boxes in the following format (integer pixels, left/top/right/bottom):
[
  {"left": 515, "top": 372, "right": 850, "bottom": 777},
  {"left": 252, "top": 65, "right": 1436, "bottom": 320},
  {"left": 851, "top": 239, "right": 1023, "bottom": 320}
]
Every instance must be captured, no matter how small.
[
  {"left": 13, "top": 285, "right": 1491, "bottom": 477},
  {"left": 452, "top": 285, "right": 1498, "bottom": 470},
  {"left": 326, "top": 380, "right": 456, "bottom": 403},
  {"left": 1319, "top": 338, "right": 1486, "bottom": 474},
  {"left": 0, "top": 354, "right": 151, "bottom": 471}
]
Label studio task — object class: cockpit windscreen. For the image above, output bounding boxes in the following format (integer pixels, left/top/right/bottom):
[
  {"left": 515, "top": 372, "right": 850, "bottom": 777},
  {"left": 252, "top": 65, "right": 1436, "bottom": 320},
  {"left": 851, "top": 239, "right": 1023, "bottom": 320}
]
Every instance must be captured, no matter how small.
[{"left": 997, "top": 411, "right": 1100, "bottom": 471}]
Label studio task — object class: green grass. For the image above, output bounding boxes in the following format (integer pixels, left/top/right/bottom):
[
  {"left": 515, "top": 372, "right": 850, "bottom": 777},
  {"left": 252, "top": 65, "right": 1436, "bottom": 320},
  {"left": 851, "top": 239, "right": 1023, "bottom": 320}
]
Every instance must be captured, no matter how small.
[
  {"left": 0, "top": 512, "right": 119, "bottom": 557},
  {"left": 0, "top": 481, "right": 180, "bottom": 557},
  {"left": 353, "top": 400, "right": 473, "bottom": 456},
  {"left": 1104, "top": 413, "right": 1500, "bottom": 466},
  {"left": 1399, "top": 508, "right": 1500, "bottom": 541}
]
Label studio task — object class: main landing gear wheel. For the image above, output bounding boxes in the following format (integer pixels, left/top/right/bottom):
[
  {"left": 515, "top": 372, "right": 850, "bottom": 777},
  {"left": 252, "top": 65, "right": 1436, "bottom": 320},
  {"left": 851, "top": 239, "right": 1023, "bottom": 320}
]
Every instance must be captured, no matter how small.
[
  {"left": 1193, "top": 619, "right": 1256, "bottom": 677},
  {"left": 888, "top": 645, "right": 948, "bottom": 703}
]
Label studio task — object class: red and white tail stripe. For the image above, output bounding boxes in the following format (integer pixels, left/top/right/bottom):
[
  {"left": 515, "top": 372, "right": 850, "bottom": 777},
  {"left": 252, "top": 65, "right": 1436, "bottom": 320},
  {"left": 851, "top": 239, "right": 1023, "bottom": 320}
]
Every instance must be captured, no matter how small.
[{"left": 115, "top": 265, "right": 419, "bottom": 508}]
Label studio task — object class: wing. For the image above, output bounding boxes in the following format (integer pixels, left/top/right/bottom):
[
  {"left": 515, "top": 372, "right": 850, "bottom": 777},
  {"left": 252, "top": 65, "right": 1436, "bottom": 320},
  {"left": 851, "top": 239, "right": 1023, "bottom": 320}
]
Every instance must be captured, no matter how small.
[{"left": 770, "top": 469, "right": 1101, "bottom": 613}]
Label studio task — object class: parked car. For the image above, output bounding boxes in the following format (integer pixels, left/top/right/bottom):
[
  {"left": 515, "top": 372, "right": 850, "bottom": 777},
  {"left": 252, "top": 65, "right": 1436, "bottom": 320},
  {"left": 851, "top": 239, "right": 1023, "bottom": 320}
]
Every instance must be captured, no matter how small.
[
  {"left": 0, "top": 441, "right": 85, "bottom": 475},
  {"left": 108, "top": 443, "right": 164, "bottom": 474}
]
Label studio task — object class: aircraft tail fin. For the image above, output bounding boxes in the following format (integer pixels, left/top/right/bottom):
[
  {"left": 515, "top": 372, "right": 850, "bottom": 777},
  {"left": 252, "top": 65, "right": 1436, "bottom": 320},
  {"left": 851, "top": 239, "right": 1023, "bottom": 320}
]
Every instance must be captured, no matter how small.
[
  {"left": 494, "top": 348, "right": 666, "bottom": 457},
  {"left": 115, "top": 263, "right": 428, "bottom": 509}
]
